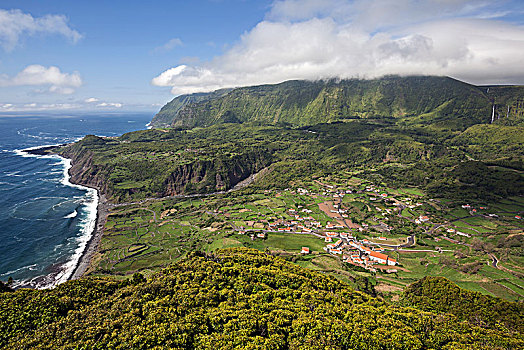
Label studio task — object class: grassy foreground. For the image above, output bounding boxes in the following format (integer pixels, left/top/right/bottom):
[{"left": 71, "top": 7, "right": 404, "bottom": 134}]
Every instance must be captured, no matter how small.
[{"left": 1, "top": 248, "right": 522, "bottom": 349}]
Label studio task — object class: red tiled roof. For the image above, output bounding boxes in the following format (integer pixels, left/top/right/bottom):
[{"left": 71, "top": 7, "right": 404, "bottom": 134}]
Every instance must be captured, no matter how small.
[{"left": 369, "top": 250, "right": 392, "bottom": 261}]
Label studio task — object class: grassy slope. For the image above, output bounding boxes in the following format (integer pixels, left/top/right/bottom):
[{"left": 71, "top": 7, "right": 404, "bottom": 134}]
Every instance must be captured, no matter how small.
[
  {"left": 151, "top": 88, "right": 233, "bottom": 127},
  {"left": 401, "top": 276, "right": 523, "bottom": 333}
]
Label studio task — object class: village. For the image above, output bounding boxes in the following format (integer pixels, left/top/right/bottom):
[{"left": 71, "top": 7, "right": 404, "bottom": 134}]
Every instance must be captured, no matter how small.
[
  {"left": 99, "top": 173, "right": 524, "bottom": 301},
  {"left": 211, "top": 173, "right": 523, "bottom": 278},
  {"left": 226, "top": 179, "right": 435, "bottom": 272}
]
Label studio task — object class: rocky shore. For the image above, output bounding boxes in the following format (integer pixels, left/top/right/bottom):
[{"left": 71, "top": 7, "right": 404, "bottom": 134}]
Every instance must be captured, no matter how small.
[
  {"left": 23, "top": 144, "right": 67, "bottom": 156},
  {"left": 69, "top": 193, "right": 112, "bottom": 280}
]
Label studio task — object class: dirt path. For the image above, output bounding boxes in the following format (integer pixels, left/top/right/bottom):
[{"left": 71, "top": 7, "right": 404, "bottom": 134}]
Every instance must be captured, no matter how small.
[{"left": 318, "top": 201, "right": 360, "bottom": 229}]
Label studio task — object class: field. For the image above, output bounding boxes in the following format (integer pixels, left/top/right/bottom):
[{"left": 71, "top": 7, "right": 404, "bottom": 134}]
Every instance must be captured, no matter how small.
[{"left": 88, "top": 172, "right": 524, "bottom": 301}]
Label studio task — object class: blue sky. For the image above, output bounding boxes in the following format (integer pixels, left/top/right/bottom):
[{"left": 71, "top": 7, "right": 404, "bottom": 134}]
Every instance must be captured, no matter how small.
[
  {"left": 0, "top": 0, "right": 272, "bottom": 111},
  {"left": 1, "top": 0, "right": 523, "bottom": 113}
]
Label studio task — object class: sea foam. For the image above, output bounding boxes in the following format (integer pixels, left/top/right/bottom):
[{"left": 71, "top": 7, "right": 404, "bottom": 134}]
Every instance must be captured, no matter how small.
[
  {"left": 64, "top": 210, "right": 78, "bottom": 219},
  {"left": 15, "top": 146, "right": 99, "bottom": 288}
]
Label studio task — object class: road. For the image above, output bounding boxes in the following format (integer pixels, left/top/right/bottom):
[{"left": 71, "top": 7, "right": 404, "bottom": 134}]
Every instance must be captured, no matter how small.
[{"left": 489, "top": 253, "right": 499, "bottom": 268}]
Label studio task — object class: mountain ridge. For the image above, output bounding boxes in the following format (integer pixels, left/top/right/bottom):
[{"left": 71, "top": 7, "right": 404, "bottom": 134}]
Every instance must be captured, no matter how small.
[{"left": 151, "top": 76, "right": 524, "bottom": 129}]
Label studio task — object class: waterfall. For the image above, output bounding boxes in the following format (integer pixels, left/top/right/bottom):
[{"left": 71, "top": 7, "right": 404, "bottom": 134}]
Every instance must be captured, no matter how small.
[{"left": 491, "top": 105, "right": 495, "bottom": 123}]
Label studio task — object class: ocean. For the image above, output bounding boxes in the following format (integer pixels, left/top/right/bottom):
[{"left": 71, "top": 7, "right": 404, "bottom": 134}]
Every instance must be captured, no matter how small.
[{"left": 0, "top": 113, "right": 152, "bottom": 288}]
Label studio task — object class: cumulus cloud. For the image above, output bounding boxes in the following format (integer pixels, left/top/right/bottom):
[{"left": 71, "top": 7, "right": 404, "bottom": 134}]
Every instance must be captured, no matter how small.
[
  {"left": 154, "top": 38, "right": 183, "bottom": 52},
  {"left": 84, "top": 97, "right": 99, "bottom": 103},
  {"left": 0, "top": 65, "right": 82, "bottom": 94},
  {"left": 152, "top": 0, "right": 524, "bottom": 95},
  {"left": 0, "top": 9, "right": 82, "bottom": 51}
]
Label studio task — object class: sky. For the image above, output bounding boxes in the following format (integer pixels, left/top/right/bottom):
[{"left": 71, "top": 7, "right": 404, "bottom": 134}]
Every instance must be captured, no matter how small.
[{"left": 1, "top": 0, "right": 523, "bottom": 113}]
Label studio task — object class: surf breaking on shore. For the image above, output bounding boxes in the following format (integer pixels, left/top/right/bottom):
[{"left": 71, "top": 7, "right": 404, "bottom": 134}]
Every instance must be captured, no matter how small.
[{"left": 14, "top": 145, "right": 99, "bottom": 289}]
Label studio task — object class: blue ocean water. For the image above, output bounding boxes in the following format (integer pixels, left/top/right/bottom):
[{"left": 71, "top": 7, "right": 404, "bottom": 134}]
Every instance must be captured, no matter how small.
[{"left": 0, "top": 113, "right": 152, "bottom": 288}]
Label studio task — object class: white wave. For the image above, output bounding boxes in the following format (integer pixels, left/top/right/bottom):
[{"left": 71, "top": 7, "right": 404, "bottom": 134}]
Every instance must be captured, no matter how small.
[
  {"left": 0, "top": 264, "right": 38, "bottom": 278},
  {"left": 12, "top": 148, "right": 99, "bottom": 289},
  {"left": 3, "top": 171, "right": 21, "bottom": 177},
  {"left": 146, "top": 122, "right": 152, "bottom": 129},
  {"left": 53, "top": 244, "right": 64, "bottom": 252},
  {"left": 48, "top": 155, "right": 98, "bottom": 288},
  {"left": 13, "top": 144, "right": 65, "bottom": 160}
]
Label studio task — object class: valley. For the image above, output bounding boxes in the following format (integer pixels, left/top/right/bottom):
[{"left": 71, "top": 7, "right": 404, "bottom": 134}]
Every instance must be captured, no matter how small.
[
  {"left": 87, "top": 171, "right": 524, "bottom": 301},
  {"left": 50, "top": 77, "right": 523, "bottom": 303},
  {"left": 2, "top": 76, "right": 523, "bottom": 349}
]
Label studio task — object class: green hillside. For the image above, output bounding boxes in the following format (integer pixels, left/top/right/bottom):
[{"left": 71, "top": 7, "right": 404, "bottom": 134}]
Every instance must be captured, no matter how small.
[
  {"left": 152, "top": 88, "right": 232, "bottom": 128},
  {"left": 53, "top": 120, "right": 523, "bottom": 204},
  {"left": 151, "top": 76, "right": 524, "bottom": 130},
  {"left": 1, "top": 249, "right": 522, "bottom": 349}
]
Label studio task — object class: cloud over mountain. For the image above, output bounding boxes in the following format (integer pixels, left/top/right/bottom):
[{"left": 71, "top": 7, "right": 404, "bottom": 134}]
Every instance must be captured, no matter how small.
[{"left": 152, "top": 0, "right": 524, "bottom": 95}]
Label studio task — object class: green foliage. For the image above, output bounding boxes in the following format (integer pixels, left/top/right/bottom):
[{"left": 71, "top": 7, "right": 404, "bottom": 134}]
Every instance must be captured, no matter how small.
[
  {"left": 151, "top": 88, "right": 233, "bottom": 128},
  {"left": 1, "top": 249, "right": 522, "bottom": 349},
  {"left": 153, "top": 76, "right": 524, "bottom": 130},
  {"left": 56, "top": 89, "right": 524, "bottom": 205},
  {"left": 400, "top": 276, "right": 523, "bottom": 333},
  {"left": 451, "top": 124, "right": 524, "bottom": 165},
  {"left": 0, "top": 277, "right": 123, "bottom": 348}
]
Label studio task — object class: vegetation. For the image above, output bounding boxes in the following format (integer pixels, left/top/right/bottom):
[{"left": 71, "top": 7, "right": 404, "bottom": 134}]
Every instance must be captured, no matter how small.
[
  {"left": 84, "top": 170, "right": 524, "bottom": 302},
  {"left": 401, "top": 276, "right": 523, "bottom": 333},
  {"left": 1, "top": 249, "right": 522, "bottom": 349},
  {"left": 11, "top": 76, "right": 521, "bottom": 348},
  {"left": 56, "top": 117, "right": 523, "bottom": 204},
  {"left": 151, "top": 76, "right": 524, "bottom": 130},
  {"left": 152, "top": 88, "right": 233, "bottom": 128}
]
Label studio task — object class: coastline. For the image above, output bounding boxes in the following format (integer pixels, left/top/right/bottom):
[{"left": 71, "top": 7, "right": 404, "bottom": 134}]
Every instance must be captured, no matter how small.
[
  {"left": 18, "top": 145, "right": 106, "bottom": 286},
  {"left": 69, "top": 193, "right": 110, "bottom": 280}
]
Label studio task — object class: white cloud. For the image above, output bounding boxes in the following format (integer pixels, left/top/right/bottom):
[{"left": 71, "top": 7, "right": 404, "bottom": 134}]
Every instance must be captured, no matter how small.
[
  {"left": 154, "top": 38, "right": 183, "bottom": 52},
  {"left": 85, "top": 97, "right": 122, "bottom": 108},
  {"left": 0, "top": 9, "right": 82, "bottom": 51},
  {"left": 0, "top": 102, "right": 79, "bottom": 112},
  {"left": 96, "top": 102, "right": 123, "bottom": 108},
  {"left": 152, "top": 0, "right": 524, "bottom": 94},
  {"left": 0, "top": 103, "right": 14, "bottom": 111},
  {"left": 48, "top": 86, "right": 76, "bottom": 95},
  {"left": 0, "top": 65, "right": 82, "bottom": 94},
  {"left": 40, "top": 103, "right": 78, "bottom": 110}
]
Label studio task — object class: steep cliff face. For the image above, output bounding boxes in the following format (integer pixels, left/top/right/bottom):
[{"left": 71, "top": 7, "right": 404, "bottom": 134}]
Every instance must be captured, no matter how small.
[
  {"left": 162, "top": 151, "right": 272, "bottom": 196},
  {"left": 58, "top": 135, "right": 272, "bottom": 202},
  {"left": 149, "top": 76, "right": 523, "bottom": 130},
  {"left": 153, "top": 76, "right": 524, "bottom": 131},
  {"left": 59, "top": 139, "right": 114, "bottom": 198},
  {"left": 150, "top": 88, "right": 233, "bottom": 128}
]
